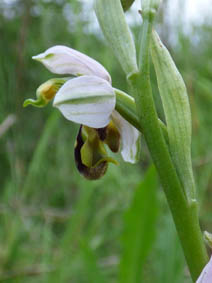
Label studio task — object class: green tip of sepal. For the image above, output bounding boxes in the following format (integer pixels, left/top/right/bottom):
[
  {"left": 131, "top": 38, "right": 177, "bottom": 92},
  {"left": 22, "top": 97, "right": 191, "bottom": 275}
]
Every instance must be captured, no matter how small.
[
  {"left": 23, "top": 97, "right": 47, "bottom": 108},
  {"left": 32, "top": 53, "right": 54, "bottom": 62}
]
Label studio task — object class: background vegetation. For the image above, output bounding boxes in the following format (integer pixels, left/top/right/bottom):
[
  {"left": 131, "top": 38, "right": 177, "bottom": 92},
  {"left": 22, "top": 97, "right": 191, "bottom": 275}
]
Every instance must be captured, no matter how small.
[{"left": 0, "top": 0, "right": 211, "bottom": 282}]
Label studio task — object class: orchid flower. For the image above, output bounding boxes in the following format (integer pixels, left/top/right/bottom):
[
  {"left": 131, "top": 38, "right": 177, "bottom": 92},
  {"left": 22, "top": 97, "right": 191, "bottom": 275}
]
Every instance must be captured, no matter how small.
[{"left": 24, "top": 45, "right": 140, "bottom": 179}]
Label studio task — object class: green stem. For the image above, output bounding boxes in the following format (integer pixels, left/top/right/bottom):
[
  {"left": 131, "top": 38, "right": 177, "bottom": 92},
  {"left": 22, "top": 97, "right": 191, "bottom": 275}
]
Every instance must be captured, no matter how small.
[
  {"left": 128, "top": 13, "right": 208, "bottom": 281},
  {"left": 114, "top": 88, "right": 168, "bottom": 144}
]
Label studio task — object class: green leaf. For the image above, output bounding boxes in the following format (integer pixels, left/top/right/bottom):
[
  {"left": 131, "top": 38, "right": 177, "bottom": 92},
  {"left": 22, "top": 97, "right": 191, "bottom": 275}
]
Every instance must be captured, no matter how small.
[
  {"left": 151, "top": 31, "right": 195, "bottom": 201},
  {"left": 119, "top": 166, "right": 158, "bottom": 283},
  {"left": 95, "top": 0, "right": 138, "bottom": 76}
]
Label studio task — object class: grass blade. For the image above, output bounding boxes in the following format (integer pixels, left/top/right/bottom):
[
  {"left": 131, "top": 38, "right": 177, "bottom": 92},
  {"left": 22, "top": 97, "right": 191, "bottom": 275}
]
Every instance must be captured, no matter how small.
[{"left": 119, "top": 166, "right": 158, "bottom": 283}]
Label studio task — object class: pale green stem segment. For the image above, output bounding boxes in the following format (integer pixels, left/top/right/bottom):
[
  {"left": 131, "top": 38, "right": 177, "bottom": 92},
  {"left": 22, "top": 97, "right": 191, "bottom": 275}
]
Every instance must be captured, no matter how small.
[
  {"left": 127, "top": 2, "right": 208, "bottom": 281},
  {"left": 114, "top": 88, "right": 168, "bottom": 144},
  {"left": 94, "top": 0, "right": 138, "bottom": 76},
  {"left": 151, "top": 30, "right": 196, "bottom": 202}
]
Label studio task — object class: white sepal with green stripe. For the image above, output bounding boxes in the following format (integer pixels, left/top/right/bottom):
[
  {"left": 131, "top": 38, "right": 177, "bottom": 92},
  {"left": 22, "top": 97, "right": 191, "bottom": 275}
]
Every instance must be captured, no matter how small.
[{"left": 53, "top": 75, "right": 116, "bottom": 128}]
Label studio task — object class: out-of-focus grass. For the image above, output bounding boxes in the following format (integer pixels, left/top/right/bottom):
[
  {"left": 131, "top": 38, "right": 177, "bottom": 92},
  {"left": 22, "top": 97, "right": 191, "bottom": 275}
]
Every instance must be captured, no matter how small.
[
  {"left": 0, "top": 1, "right": 211, "bottom": 282},
  {"left": 119, "top": 167, "right": 158, "bottom": 283}
]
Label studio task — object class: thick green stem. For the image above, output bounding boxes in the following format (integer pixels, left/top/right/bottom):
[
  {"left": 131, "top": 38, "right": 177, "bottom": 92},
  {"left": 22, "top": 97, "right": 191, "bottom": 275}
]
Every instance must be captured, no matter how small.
[
  {"left": 114, "top": 88, "right": 168, "bottom": 144},
  {"left": 128, "top": 13, "right": 208, "bottom": 281}
]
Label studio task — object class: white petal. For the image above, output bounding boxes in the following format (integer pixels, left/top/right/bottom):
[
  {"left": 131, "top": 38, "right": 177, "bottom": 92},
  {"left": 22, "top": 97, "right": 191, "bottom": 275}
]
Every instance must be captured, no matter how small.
[
  {"left": 32, "top": 45, "right": 111, "bottom": 83},
  {"left": 111, "top": 110, "right": 140, "bottom": 164},
  {"left": 197, "top": 256, "right": 212, "bottom": 283},
  {"left": 53, "top": 76, "right": 115, "bottom": 128}
]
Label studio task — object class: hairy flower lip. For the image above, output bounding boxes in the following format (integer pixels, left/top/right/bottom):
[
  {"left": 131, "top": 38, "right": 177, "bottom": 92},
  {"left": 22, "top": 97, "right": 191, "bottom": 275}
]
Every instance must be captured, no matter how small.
[
  {"left": 74, "top": 125, "right": 109, "bottom": 180},
  {"left": 32, "top": 45, "right": 112, "bottom": 83}
]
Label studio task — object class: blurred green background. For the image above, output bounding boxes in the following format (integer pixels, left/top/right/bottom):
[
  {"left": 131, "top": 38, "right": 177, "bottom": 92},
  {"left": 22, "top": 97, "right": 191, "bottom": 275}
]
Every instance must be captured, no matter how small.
[{"left": 0, "top": 0, "right": 211, "bottom": 282}]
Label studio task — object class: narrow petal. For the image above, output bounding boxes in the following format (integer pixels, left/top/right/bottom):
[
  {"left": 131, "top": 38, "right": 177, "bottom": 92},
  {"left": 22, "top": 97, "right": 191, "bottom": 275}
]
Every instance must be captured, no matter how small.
[
  {"left": 32, "top": 45, "right": 111, "bottom": 83},
  {"left": 53, "top": 76, "right": 115, "bottom": 128},
  {"left": 23, "top": 77, "right": 69, "bottom": 108},
  {"left": 111, "top": 110, "right": 140, "bottom": 163},
  {"left": 197, "top": 256, "right": 212, "bottom": 283}
]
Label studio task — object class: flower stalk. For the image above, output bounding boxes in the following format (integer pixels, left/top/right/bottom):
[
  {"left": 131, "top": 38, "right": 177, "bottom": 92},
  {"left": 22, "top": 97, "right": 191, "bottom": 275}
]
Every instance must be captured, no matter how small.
[
  {"left": 128, "top": 1, "right": 208, "bottom": 281},
  {"left": 114, "top": 88, "right": 168, "bottom": 144}
]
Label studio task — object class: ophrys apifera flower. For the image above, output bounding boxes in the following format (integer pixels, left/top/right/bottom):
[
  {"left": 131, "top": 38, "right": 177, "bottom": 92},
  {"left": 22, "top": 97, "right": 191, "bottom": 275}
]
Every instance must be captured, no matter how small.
[{"left": 24, "top": 45, "right": 140, "bottom": 179}]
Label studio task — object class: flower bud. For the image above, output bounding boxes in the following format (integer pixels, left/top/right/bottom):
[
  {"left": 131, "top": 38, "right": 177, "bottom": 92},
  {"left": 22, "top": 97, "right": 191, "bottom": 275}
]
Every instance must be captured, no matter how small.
[
  {"left": 74, "top": 126, "right": 117, "bottom": 180},
  {"left": 142, "top": 0, "right": 161, "bottom": 19},
  {"left": 23, "top": 78, "right": 69, "bottom": 108},
  {"left": 151, "top": 30, "right": 195, "bottom": 199},
  {"left": 121, "top": 0, "right": 135, "bottom": 11},
  {"left": 32, "top": 45, "right": 111, "bottom": 83},
  {"left": 95, "top": 0, "right": 138, "bottom": 76}
]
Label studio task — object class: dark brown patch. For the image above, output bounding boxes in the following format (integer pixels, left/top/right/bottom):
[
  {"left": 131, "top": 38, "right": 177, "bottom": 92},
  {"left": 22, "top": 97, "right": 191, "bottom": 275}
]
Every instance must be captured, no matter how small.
[
  {"left": 74, "top": 126, "right": 108, "bottom": 180},
  {"left": 96, "top": 127, "right": 107, "bottom": 141}
]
